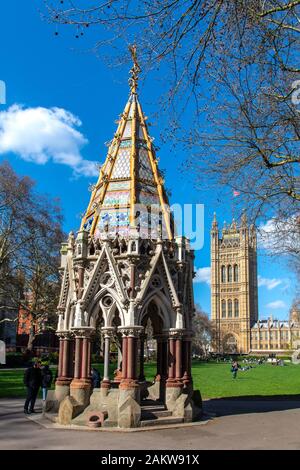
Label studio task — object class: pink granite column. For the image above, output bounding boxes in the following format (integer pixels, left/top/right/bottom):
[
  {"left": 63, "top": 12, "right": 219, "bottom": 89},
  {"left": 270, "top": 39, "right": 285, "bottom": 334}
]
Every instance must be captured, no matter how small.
[{"left": 175, "top": 337, "right": 182, "bottom": 380}]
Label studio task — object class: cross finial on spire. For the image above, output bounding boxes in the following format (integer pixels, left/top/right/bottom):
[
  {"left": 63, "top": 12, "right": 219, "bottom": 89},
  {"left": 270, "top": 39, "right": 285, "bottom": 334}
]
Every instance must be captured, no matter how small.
[{"left": 128, "top": 44, "right": 141, "bottom": 95}]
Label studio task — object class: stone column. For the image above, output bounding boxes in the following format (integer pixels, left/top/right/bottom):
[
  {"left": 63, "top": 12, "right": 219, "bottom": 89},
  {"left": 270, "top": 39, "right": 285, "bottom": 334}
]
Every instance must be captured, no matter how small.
[
  {"left": 118, "top": 327, "right": 143, "bottom": 429},
  {"left": 119, "top": 327, "right": 143, "bottom": 390},
  {"left": 166, "top": 330, "right": 185, "bottom": 389},
  {"left": 127, "top": 335, "right": 136, "bottom": 379},
  {"left": 87, "top": 338, "right": 91, "bottom": 378},
  {"left": 101, "top": 327, "right": 114, "bottom": 389},
  {"left": 56, "top": 332, "right": 73, "bottom": 386},
  {"left": 117, "top": 345, "right": 122, "bottom": 369},
  {"left": 156, "top": 337, "right": 163, "bottom": 377},
  {"left": 167, "top": 336, "right": 176, "bottom": 383},
  {"left": 175, "top": 337, "right": 182, "bottom": 380},
  {"left": 81, "top": 336, "right": 89, "bottom": 379},
  {"left": 74, "top": 336, "right": 82, "bottom": 380},
  {"left": 52, "top": 332, "right": 73, "bottom": 406},
  {"left": 165, "top": 330, "right": 187, "bottom": 413},
  {"left": 62, "top": 337, "right": 70, "bottom": 378},
  {"left": 70, "top": 328, "right": 94, "bottom": 405},
  {"left": 182, "top": 335, "right": 192, "bottom": 386},
  {"left": 68, "top": 338, "right": 75, "bottom": 378},
  {"left": 138, "top": 334, "right": 146, "bottom": 381},
  {"left": 58, "top": 336, "right": 64, "bottom": 379},
  {"left": 121, "top": 335, "right": 128, "bottom": 380},
  {"left": 161, "top": 338, "right": 168, "bottom": 379}
]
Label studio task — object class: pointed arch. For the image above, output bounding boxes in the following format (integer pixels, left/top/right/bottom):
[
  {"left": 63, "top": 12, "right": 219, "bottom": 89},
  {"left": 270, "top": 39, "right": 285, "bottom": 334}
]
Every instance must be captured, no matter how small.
[
  {"left": 137, "top": 290, "right": 175, "bottom": 330},
  {"left": 85, "top": 286, "right": 125, "bottom": 328}
]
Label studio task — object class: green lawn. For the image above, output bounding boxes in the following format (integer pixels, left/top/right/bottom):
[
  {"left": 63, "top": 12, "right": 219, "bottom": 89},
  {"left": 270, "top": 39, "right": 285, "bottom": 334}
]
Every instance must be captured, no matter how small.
[{"left": 1, "top": 361, "right": 299, "bottom": 400}]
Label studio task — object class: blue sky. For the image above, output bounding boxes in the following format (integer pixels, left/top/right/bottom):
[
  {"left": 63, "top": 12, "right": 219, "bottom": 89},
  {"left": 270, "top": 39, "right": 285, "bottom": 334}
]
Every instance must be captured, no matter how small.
[{"left": 0, "top": 1, "right": 296, "bottom": 319}]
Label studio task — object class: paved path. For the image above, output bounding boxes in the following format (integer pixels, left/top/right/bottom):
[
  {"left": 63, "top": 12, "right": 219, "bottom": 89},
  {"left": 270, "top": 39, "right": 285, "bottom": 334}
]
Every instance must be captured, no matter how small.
[{"left": 1, "top": 398, "right": 300, "bottom": 450}]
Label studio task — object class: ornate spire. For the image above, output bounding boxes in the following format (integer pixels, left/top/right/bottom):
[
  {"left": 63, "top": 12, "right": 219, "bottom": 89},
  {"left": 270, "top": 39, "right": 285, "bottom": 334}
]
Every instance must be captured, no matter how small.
[
  {"left": 79, "top": 51, "right": 173, "bottom": 241},
  {"left": 241, "top": 209, "right": 247, "bottom": 228},
  {"left": 128, "top": 45, "right": 141, "bottom": 95},
  {"left": 211, "top": 212, "right": 218, "bottom": 231}
]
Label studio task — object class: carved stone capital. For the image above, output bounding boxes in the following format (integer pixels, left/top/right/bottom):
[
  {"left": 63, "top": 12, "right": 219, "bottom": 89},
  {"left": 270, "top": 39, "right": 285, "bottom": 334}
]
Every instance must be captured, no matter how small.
[
  {"left": 56, "top": 331, "right": 73, "bottom": 340},
  {"left": 101, "top": 326, "right": 116, "bottom": 338},
  {"left": 118, "top": 326, "right": 144, "bottom": 337},
  {"left": 168, "top": 328, "right": 190, "bottom": 339},
  {"left": 71, "top": 326, "right": 95, "bottom": 338}
]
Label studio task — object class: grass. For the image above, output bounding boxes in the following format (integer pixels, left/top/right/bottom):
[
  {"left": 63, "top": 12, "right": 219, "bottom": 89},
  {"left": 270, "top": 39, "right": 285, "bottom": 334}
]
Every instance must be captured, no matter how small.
[{"left": 1, "top": 361, "right": 300, "bottom": 400}]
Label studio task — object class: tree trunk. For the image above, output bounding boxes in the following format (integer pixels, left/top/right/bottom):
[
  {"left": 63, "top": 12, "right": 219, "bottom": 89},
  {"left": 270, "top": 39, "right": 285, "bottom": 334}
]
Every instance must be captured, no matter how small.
[{"left": 27, "top": 331, "right": 35, "bottom": 351}]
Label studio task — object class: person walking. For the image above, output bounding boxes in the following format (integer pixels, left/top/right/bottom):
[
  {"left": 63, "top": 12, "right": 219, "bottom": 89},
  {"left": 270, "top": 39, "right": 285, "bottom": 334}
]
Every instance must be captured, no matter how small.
[
  {"left": 41, "top": 363, "right": 53, "bottom": 402},
  {"left": 23, "top": 359, "right": 42, "bottom": 414},
  {"left": 231, "top": 360, "right": 239, "bottom": 379}
]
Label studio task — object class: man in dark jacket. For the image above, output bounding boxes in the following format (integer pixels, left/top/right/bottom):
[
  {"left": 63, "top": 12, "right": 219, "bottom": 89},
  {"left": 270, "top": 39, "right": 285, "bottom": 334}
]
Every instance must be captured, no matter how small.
[{"left": 23, "top": 360, "right": 42, "bottom": 414}]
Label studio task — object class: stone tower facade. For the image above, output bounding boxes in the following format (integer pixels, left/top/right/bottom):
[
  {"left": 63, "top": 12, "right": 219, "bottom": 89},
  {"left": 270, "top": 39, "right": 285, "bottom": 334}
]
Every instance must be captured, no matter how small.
[{"left": 211, "top": 213, "right": 258, "bottom": 354}]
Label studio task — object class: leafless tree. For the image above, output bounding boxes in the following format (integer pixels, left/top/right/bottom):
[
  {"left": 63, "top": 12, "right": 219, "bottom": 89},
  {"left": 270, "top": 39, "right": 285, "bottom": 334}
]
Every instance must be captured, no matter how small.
[
  {"left": 0, "top": 161, "right": 64, "bottom": 350},
  {"left": 192, "top": 305, "right": 214, "bottom": 356},
  {"left": 45, "top": 4, "right": 300, "bottom": 207},
  {"left": 44, "top": 1, "right": 300, "bottom": 265}
]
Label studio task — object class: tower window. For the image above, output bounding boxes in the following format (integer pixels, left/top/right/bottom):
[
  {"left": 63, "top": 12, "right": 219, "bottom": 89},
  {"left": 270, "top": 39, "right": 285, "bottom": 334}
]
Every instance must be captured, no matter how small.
[
  {"left": 221, "top": 266, "right": 226, "bottom": 283},
  {"left": 234, "top": 265, "right": 239, "bottom": 282},
  {"left": 234, "top": 299, "right": 239, "bottom": 317},
  {"left": 221, "top": 300, "right": 226, "bottom": 318},
  {"left": 228, "top": 265, "right": 232, "bottom": 283},
  {"left": 228, "top": 299, "right": 232, "bottom": 318}
]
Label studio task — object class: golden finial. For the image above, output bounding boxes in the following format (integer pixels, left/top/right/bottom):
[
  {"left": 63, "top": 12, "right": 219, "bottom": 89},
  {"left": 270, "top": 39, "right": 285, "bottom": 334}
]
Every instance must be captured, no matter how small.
[{"left": 128, "top": 44, "right": 141, "bottom": 95}]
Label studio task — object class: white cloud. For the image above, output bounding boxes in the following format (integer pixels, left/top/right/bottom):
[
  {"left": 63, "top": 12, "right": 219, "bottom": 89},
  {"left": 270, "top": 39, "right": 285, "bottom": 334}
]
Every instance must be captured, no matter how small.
[
  {"left": 258, "top": 275, "right": 282, "bottom": 290},
  {"left": 0, "top": 104, "right": 98, "bottom": 177},
  {"left": 266, "top": 300, "right": 286, "bottom": 310},
  {"left": 194, "top": 267, "right": 211, "bottom": 285}
]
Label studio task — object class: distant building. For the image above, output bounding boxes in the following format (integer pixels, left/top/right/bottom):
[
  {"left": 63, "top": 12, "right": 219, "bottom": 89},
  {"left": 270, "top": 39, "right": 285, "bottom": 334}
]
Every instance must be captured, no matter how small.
[
  {"left": 211, "top": 213, "right": 299, "bottom": 354},
  {"left": 16, "top": 290, "right": 58, "bottom": 353},
  {"left": 250, "top": 317, "right": 300, "bottom": 353}
]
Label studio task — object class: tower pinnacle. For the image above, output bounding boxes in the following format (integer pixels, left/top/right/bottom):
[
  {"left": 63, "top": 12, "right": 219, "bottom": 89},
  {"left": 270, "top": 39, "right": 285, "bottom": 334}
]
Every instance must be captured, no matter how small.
[{"left": 128, "top": 45, "right": 141, "bottom": 95}]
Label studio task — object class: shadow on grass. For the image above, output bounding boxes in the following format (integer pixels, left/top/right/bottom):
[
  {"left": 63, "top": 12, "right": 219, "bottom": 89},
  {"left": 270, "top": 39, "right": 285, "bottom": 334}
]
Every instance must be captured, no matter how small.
[{"left": 204, "top": 394, "right": 300, "bottom": 417}]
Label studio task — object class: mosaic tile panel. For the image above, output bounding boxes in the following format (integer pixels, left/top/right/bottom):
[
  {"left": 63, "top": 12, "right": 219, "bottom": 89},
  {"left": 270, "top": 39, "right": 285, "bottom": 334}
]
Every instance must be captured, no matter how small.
[
  {"left": 138, "top": 148, "right": 154, "bottom": 181},
  {"left": 102, "top": 190, "right": 130, "bottom": 207},
  {"left": 120, "top": 139, "right": 132, "bottom": 148},
  {"left": 97, "top": 208, "right": 130, "bottom": 229},
  {"left": 111, "top": 148, "right": 131, "bottom": 178},
  {"left": 139, "top": 190, "right": 160, "bottom": 206},
  {"left": 108, "top": 181, "right": 130, "bottom": 190}
]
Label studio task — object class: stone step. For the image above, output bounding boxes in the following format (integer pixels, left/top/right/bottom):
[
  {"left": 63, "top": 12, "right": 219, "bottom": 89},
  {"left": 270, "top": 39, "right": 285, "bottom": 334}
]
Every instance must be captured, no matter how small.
[
  {"left": 141, "top": 399, "right": 164, "bottom": 407},
  {"left": 140, "top": 416, "right": 184, "bottom": 428},
  {"left": 141, "top": 409, "right": 172, "bottom": 420},
  {"left": 141, "top": 404, "right": 166, "bottom": 412}
]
